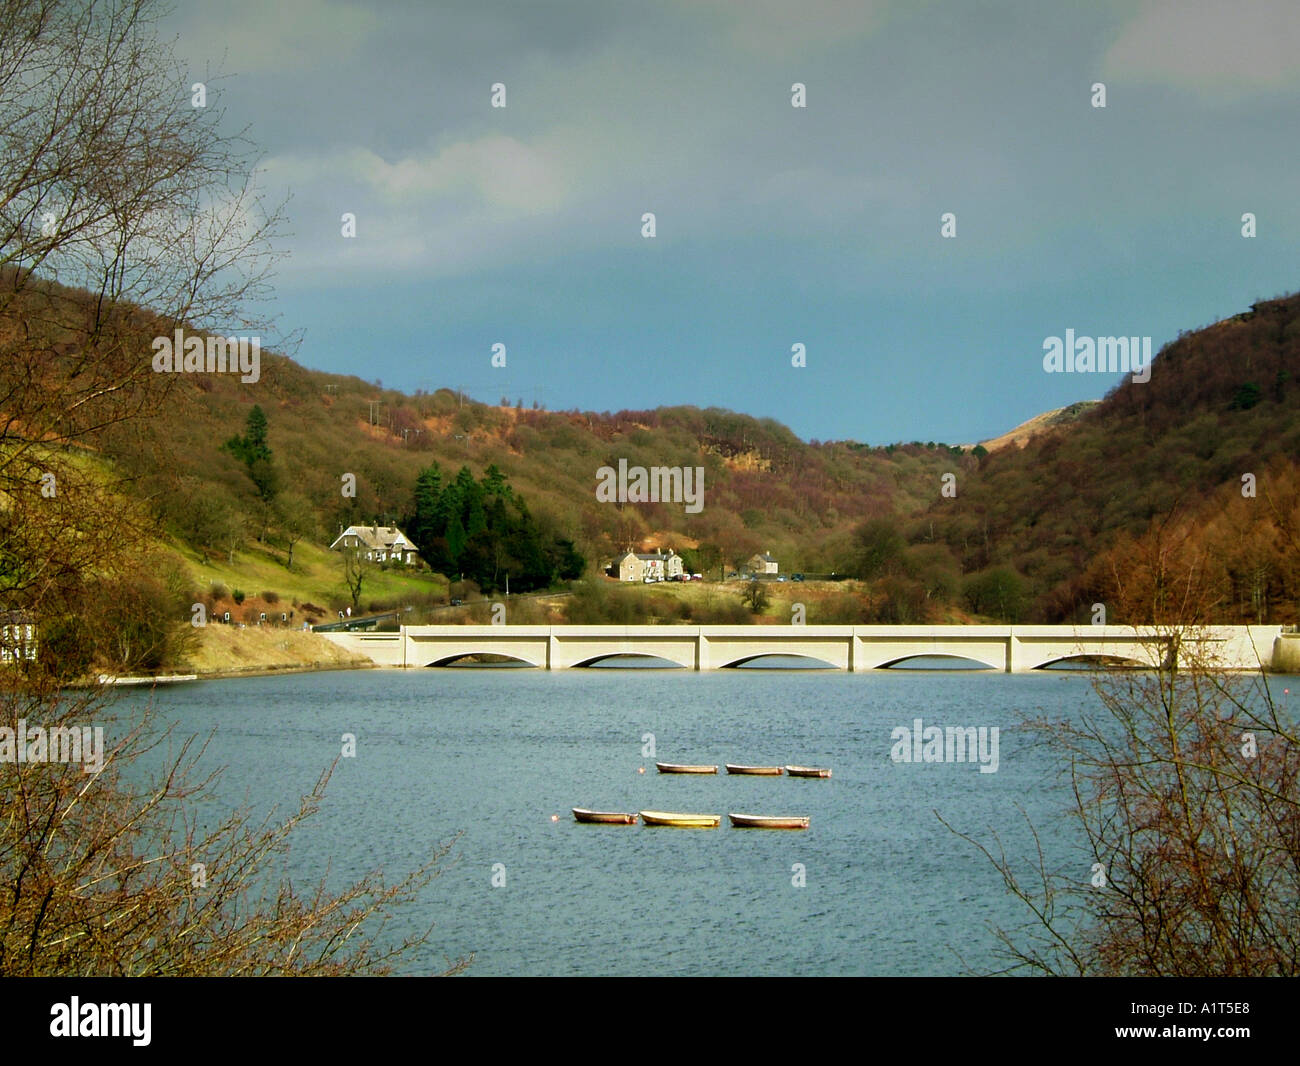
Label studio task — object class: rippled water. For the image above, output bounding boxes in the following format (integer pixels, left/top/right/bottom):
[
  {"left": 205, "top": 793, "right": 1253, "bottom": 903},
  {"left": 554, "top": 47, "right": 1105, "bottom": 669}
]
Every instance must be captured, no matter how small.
[{"left": 112, "top": 665, "right": 1181, "bottom": 975}]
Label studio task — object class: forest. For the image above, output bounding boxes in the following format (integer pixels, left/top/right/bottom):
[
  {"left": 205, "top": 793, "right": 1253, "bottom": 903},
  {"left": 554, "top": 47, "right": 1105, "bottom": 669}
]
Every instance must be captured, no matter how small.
[{"left": 403, "top": 463, "right": 584, "bottom": 594}]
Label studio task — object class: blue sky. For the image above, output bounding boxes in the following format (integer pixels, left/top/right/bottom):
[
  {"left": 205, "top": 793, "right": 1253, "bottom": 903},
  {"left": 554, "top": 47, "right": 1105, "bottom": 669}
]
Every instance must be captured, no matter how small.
[{"left": 166, "top": 0, "right": 1300, "bottom": 444}]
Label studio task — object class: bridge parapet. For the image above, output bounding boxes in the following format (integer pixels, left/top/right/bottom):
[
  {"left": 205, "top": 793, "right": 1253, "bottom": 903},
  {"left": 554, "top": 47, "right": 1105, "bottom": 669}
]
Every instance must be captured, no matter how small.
[{"left": 316, "top": 624, "right": 1286, "bottom": 672}]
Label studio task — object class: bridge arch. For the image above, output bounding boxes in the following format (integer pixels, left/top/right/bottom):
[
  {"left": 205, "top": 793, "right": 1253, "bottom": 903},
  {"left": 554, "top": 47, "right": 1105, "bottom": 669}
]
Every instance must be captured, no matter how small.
[
  {"left": 875, "top": 652, "right": 1000, "bottom": 671},
  {"left": 572, "top": 653, "right": 689, "bottom": 669},
  {"left": 425, "top": 651, "right": 542, "bottom": 668},
  {"left": 1033, "top": 652, "right": 1152, "bottom": 671},
  {"left": 719, "top": 652, "right": 840, "bottom": 670}
]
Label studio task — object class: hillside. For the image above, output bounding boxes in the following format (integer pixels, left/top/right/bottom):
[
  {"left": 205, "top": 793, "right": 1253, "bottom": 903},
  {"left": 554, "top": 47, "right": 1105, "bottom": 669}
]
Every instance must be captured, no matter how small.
[
  {"left": 6, "top": 267, "right": 1300, "bottom": 638},
  {"left": 909, "top": 293, "right": 1300, "bottom": 623},
  {"left": 978, "top": 401, "right": 1098, "bottom": 453},
  {"left": 94, "top": 338, "right": 973, "bottom": 591}
]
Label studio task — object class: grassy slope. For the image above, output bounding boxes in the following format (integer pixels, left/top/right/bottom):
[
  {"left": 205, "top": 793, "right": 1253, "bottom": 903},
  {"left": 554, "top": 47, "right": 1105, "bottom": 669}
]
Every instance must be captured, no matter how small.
[
  {"left": 177, "top": 625, "right": 373, "bottom": 676},
  {"left": 176, "top": 538, "right": 447, "bottom": 615},
  {"left": 592, "top": 576, "right": 976, "bottom": 624}
]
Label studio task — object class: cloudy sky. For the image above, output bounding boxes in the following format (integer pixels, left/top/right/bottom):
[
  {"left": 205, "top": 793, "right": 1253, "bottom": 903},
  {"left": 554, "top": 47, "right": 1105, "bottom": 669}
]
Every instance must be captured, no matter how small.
[{"left": 165, "top": 0, "right": 1300, "bottom": 444}]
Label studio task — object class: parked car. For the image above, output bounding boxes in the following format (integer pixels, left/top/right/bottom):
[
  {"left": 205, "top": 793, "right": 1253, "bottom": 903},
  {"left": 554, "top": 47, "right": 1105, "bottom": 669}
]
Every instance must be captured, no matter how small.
[
  {"left": 792, "top": 573, "right": 804, "bottom": 582},
  {"left": 690, "top": 573, "right": 703, "bottom": 581},
  {"left": 450, "top": 598, "right": 463, "bottom": 606},
  {"left": 777, "top": 576, "right": 787, "bottom": 582}
]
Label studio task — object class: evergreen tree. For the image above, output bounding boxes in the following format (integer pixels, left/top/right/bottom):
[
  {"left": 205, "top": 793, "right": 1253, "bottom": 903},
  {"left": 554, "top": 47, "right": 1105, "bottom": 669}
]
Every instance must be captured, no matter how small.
[
  {"left": 401, "top": 463, "right": 584, "bottom": 592},
  {"left": 465, "top": 496, "right": 488, "bottom": 540},
  {"left": 408, "top": 464, "right": 443, "bottom": 548},
  {"left": 225, "top": 405, "right": 272, "bottom": 466},
  {"left": 445, "top": 512, "right": 467, "bottom": 565},
  {"left": 482, "top": 464, "right": 511, "bottom": 499},
  {"left": 549, "top": 537, "right": 586, "bottom": 581},
  {"left": 223, "top": 405, "right": 277, "bottom": 502}
]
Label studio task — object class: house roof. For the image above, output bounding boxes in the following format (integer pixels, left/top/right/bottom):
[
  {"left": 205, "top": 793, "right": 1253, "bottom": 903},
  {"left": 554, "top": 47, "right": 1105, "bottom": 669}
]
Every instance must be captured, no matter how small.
[
  {"left": 614, "top": 549, "right": 678, "bottom": 562},
  {"left": 750, "top": 552, "right": 777, "bottom": 562},
  {"left": 330, "top": 525, "right": 415, "bottom": 551}
]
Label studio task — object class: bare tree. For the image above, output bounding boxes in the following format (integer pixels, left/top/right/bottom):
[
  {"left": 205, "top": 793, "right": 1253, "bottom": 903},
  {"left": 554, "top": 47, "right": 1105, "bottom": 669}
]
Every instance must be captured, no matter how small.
[
  {"left": 343, "top": 549, "right": 370, "bottom": 612},
  {"left": 741, "top": 579, "right": 769, "bottom": 615},
  {"left": 943, "top": 625, "right": 1300, "bottom": 976},
  {"left": 0, "top": 677, "right": 470, "bottom": 975},
  {"left": 0, "top": 0, "right": 287, "bottom": 608},
  {"left": 0, "top": 0, "right": 465, "bottom": 976},
  {"left": 275, "top": 491, "right": 319, "bottom": 571}
]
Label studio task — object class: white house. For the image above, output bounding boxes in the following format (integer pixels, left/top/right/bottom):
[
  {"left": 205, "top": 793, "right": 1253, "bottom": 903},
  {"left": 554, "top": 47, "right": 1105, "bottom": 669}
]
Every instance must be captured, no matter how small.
[
  {"left": 747, "top": 551, "right": 778, "bottom": 576},
  {"left": 330, "top": 524, "right": 420, "bottom": 565},
  {"left": 0, "top": 611, "right": 37, "bottom": 663},
  {"left": 609, "top": 548, "right": 685, "bottom": 582}
]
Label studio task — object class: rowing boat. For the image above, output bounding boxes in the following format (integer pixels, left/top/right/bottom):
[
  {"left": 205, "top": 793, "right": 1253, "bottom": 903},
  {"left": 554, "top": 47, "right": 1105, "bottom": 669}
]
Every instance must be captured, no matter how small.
[
  {"left": 724, "top": 763, "right": 784, "bottom": 775},
  {"left": 784, "top": 765, "right": 831, "bottom": 778},
  {"left": 728, "top": 813, "right": 810, "bottom": 829},
  {"left": 656, "top": 762, "right": 718, "bottom": 774},
  {"left": 639, "top": 810, "right": 721, "bottom": 828},
  {"left": 572, "top": 808, "right": 638, "bottom": 824}
]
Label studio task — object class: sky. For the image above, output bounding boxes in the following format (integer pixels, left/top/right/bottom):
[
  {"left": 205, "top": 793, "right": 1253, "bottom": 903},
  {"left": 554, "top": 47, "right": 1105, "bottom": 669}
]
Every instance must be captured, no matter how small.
[{"left": 164, "top": 0, "right": 1300, "bottom": 445}]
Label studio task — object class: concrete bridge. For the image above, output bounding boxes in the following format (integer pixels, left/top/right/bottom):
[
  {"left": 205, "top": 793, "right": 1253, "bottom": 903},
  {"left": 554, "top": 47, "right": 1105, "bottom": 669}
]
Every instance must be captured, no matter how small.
[{"left": 319, "top": 624, "right": 1287, "bottom": 672}]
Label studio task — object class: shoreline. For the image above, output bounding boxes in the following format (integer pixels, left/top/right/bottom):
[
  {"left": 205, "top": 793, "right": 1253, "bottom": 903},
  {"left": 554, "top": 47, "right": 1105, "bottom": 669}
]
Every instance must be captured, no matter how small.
[
  {"left": 186, "top": 660, "right": 381, "bottom": 683},
  {"left": 71, "top": 661, "right": 380, "bottom": 689},
  {"left": 66, "top": 628, "right": 381, "bottom": 687}
]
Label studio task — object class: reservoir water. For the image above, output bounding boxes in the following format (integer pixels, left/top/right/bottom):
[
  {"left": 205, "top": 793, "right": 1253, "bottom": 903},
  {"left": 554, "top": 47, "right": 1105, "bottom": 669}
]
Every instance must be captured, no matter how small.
[{"left": 109, "top": 664, "right": 1234, "bottom": 976}]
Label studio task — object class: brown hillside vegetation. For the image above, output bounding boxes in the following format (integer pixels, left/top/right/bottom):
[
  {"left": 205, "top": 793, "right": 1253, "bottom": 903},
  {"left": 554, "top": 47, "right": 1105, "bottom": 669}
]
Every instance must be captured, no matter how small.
[
  {"left": 90, "top": 335, "right": 971, "bottom": 579},
  {"left": 915, "top": 292, "right": 1300, "bottom": 623},
  {"left": 6, "top": 263, "right": 1300, "bottom": 627}
]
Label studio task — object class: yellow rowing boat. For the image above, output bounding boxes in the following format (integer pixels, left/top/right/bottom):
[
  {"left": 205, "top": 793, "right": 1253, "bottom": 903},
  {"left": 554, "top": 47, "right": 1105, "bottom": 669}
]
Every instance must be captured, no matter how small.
[{"left": 639, "top": 810, "right": 721, "bottom": 828}]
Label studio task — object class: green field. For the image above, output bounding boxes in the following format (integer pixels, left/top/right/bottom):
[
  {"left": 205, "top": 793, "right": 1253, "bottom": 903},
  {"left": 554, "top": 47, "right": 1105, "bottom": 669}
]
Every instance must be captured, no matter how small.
[{"left": 174, "top": 537, "right": 448, "bottom": 615}]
